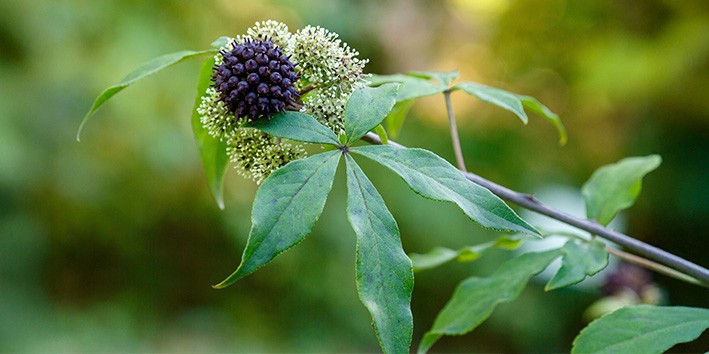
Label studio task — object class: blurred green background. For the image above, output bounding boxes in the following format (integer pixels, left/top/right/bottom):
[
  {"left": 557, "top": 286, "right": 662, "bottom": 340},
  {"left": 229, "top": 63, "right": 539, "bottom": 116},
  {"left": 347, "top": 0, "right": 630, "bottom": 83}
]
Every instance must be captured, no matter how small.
[{"left": 1, "top": 0, "right": 707, "bottom": 352}]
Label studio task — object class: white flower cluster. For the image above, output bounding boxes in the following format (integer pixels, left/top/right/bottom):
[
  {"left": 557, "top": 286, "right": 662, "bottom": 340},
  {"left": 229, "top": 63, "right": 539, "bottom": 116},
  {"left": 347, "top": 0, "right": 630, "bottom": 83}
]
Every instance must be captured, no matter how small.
[
  {"left": 197, "top": 20, "right": 368, "bottom": 183},
  {"left": 226, "top": 126, "right": 306, "bottom": 185},
  {"left": 292, "top": 26, "right": 369, "bottom": 132}
]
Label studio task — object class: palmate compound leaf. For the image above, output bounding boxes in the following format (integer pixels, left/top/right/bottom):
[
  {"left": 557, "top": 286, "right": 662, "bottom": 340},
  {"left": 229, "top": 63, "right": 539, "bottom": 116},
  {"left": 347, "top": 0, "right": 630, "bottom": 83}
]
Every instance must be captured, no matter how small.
[
  {"left": 418, "top": 249, "right": 564, "bottom": 353},
  {"left": 582, "top": 155, "right": 662, "bottom": 226},
  {"left": 410, "top": 235, "right": 524, "bottom": 272},
  {"left": 345, "top": 154, "right": 414, "bottom": 354},
  {"left": 77, "top": 49, "right": 217, "bottom": 141},
  {"left": 192, "top": 57, "right": 229, "bottom": 209},
  {"left": 545, "top": 239, "right": 609, "bottom": 291},
  {"left": 213, "top": 150, "right": 340, "bottom": 288},
  {"left": 453, "top": 82, "right": 567, "bottom": 145},
  {"left": 344, "top": 83, "right": 400, "bottom": 145},
  {"left": 351, "top": 145, "right": 540, "bottom": 236},
  {"left": 571, "top": 305, "right": 709, "bottom": 354}
]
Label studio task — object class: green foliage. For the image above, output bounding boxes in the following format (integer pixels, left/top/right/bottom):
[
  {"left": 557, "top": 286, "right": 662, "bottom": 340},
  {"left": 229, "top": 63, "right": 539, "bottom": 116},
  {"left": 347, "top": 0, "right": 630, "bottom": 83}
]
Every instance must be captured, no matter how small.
[
  {"left": 370, "top": 72, "right": 567, "bottom": 144},
  {"left": 369, "top": 74, "right": 446, "bottom": 138},
  {"left": 77, "top": 26, "right": 707, "bottom": 353},
  {"left": 408, "top": 70, "right": 459, "bottom": 86},
  {"left": 409, "top": 235, "right": 524, "bottom": 272},
  {"left": 345, "top": 155, "right": 413, "bottom": 354},
  {"left": 210, "top": 36, "right": 232, "bottom": 49},
  {"left": 252, "top": 111, "right": 340, "bottom": 145},
  {"left": 518, "top": 95, "right": 568, "bottom": 145},
  {"left": 545, "top": 239, "right": 609, "bottom": 291},
  {"left": 192, "top": 58, "right": 229, "bottom": 209},
  {"left": 582, "top": 155, "right": 662, "bottom": 226},
  {"left": 351, "top": 145, "right": 540, "bottom": 235},
  {"left": 77, "top": 49, "right": 216, "bottom": 141},
  {"left": 419, "top": 249, "right": 563, "bottom": 353},
  {"left": 213, "top": 151, "right": 340, "bottom": 288},
  {"left": 453, "top": 82, "right": 567, "bottom": 144},
  {"left": 369, "top": 74, "right": 447, "bottom": 101},
  {"left": 344, "top": 84, "right": 400, "bottom": 144},
  {"left": 382, "top": 100, "right": 415, "bottom": 138},
  {"left": 571, "top": 305, "right": 709, "bottom": 354},
  {"left": 455, "top": 82, "right": 529, "bottom": 122}
]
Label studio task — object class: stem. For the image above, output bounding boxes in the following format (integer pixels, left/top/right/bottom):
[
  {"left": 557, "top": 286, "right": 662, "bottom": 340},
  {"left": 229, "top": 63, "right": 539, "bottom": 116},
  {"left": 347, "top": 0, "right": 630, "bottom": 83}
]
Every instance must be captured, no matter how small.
[
  {"left": 361, "top": 132, "right": 709, "bottom": 286},
  {"left": 444, "top": 90, "right": 467, "bottom": 171},
  {"left": 606, "top": 248, "right": 705, "bottom": 287}
]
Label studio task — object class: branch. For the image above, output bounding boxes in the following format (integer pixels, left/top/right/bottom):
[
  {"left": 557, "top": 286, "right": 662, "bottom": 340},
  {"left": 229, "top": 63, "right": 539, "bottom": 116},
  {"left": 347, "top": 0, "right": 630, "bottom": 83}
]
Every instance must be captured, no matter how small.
[{"left": 361, "top": 132, "right": 709, "bottom": 285}]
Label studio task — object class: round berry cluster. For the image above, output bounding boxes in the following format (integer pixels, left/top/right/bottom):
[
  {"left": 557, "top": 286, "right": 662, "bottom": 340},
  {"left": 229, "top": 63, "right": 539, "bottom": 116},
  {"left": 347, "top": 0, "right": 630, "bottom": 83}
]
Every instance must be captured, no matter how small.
[{"left": 212, "top": 38, "right": 300, "bottom": 122}]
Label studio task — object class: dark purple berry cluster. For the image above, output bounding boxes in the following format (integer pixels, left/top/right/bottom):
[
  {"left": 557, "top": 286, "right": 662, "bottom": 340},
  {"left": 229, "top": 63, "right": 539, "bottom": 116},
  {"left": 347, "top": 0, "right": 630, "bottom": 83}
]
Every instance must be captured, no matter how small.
[{"left": 212, "top": 38, "right": 300, "bottom": 122}]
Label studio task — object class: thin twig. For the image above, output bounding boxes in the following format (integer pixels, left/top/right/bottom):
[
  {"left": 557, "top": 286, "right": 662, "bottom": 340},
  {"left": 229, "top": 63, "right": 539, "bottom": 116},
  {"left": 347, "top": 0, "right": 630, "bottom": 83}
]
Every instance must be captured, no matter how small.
[
  {"left": 444, "top": 90, "right": 467, "bottom": 172},
  {"left": 361, "top": 132, "right": 709, "bottom": 286},
  {"left": 606, "top": 248, "right": 705, "bottom": 287}
]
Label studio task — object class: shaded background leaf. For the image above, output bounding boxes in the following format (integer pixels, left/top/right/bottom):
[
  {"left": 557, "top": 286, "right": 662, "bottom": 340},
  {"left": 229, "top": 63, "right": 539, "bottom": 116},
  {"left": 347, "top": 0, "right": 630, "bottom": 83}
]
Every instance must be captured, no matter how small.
[
  {"left": 545, "top": 240, "right": 609, "bottom": 291},
  {"left": 454, "top": 82, "right": 529, "bottom": 124},
  {"left": 582, "top": 155, "right": 662, "bottom": 226},
  {"left": 410, "top": 235, "right": 524, "bottom": 272},
  {"left": 191, "top": 57, "right": 229, "bottom": 209},
  {"left": 408, "top": 70, "right": 459, "bottom": 87},
  {"left": 419, "top": 249, "right": 563, "bottom": 353},
  {"left": 571, "top": 305, "right": 709, "bottom": 354},
  {"left": 77, "top": 49, "right": 215, "bottom": 140}
]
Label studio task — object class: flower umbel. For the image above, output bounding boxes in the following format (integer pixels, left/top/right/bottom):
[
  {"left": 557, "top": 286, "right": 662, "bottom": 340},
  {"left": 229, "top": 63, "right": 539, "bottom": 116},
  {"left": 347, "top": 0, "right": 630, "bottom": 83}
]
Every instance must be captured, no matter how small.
[
  {"left": 212, "top": 38, "right": 300, "bottom": 123},
  {"left": 197, "top": 20, "right": 369, "bottom": 183},
  {"left": 292, "top": 26, "right": 369, "bottom": 132}
]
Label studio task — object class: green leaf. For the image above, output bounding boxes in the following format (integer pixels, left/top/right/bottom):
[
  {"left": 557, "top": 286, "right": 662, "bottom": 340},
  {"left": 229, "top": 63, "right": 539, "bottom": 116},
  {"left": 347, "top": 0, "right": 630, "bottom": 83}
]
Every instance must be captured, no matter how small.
[
  {"left": 410, "top": 235, "right": 524, "bottom": 272},
  {"left": 409, "top": 70, "right": 459, "bottom": 87},
  {"left": 419, "top": 249, "right": 563, "bottom": 353},
  {"left": 344, "top": 84, "right": 400, "bottom": 145},
  {"left": 213, "top": 151, "right": 340, "bottom": 288},
  {"left": 370, "top": 74, "right": 447, "bottom": 101},
  {"left": 370, "top": 74, "right": 447, "bottom": 138},
  {"left": 192, "top": 57, "right": 229, "bottom": 209},
  {"left": 384, "top": 99, "right": 415, "bottom": 139},
  {"left": 373, "top": 124, "right": 388, "bottom": 145},
  {"left": 77, "top": 49, "right": 216, "bottom": 141},
  {"left": 345, "top": 155, "right": 413, "bottom": 354},
  {"left": 351, "top": 145, "right": 539, "bottom": 236},
  {"left": 519, "top": 95, "right": 567, "bottom": 145},
  {"left": 581, "top": 155, "right": 662, "bottom": 226},
  {"left": 211, "top": 36, "right": 231, "bottom": 49},
  {"left": 571, "top": 305, "right": 709, "bottom": 354},
  {"left": 545, "top": 239, "right": 609, "bottom": 291},
  {"left": 251, "top": 111, "right": 340, "bottom": 145},
  {"left": 454, "top": 83, "right": 567, "bottom": 144},
  {"left": 454, "top": 82, "right": 528, "bottom": 123}
]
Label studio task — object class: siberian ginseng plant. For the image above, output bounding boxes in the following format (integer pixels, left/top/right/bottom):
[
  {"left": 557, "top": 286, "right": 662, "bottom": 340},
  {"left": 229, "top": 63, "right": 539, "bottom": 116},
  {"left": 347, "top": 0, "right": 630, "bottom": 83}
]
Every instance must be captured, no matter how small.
[{"left": 78, "top": 20, "right": 709, "bottom": 353}]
